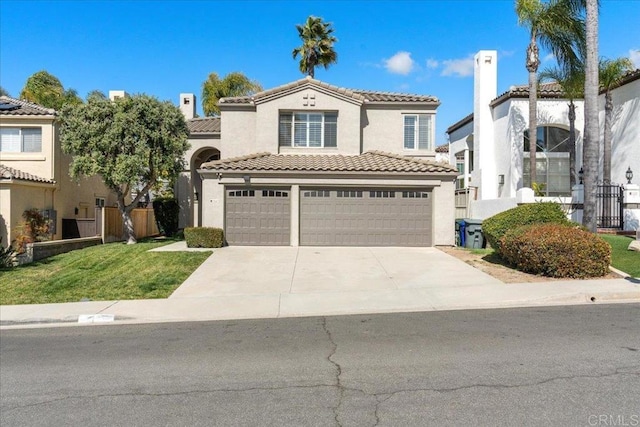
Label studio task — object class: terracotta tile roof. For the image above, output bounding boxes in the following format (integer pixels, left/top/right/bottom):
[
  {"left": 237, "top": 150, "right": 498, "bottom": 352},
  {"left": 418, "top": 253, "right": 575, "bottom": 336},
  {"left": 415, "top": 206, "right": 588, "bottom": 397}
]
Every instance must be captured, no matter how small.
[
  {"left": 0, "top": 164, "right": 55, "bottom": 184},
  {"left": 187, "top": 117, "right": 220, "bottom": 134},
  {"left": 0, "top": 96, "right": 56, "bottom": 116},
  {"left": 219, "top": 77, "right": 439, "bottom": 106},
  {"left": 435, "top": 144, "right": 449, "bottom": 153},
  {"left": 200, "top": 151, "right": 458, "bottom": 175},
  {"left": 490, "top": 82, "right": 565, "bottom": 107}
]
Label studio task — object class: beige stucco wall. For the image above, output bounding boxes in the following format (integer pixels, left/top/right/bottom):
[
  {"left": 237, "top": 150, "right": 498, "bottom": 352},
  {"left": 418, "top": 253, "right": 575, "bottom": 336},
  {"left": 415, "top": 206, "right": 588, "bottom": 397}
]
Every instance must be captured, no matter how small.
[
  {"left": 221, "top": 88, "right": 363, "bottom": 157},
  {"left": 363, "top": 105, "right": 437, "bottom": 159},
  {"left": 0, "top": 116, "right": 56, "bottom": 180},
  {"left": 0, "top": 182, "right": 55, "bottom": 247},
  {"left": 432, "top": 180, "right": 456, "bottom": 246}
]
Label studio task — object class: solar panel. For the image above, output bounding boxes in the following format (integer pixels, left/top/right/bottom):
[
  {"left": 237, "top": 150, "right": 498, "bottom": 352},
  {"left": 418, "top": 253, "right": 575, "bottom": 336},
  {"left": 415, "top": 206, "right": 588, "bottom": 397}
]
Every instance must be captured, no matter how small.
[{"left": 0, "top": 102, "right": 20, "bottom": 111}]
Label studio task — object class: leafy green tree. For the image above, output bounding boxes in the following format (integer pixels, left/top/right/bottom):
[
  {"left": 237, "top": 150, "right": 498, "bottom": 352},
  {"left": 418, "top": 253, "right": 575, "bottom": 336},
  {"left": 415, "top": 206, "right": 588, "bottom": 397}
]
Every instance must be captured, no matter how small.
[
  {"left": 201, "top": 72, "right": 262, "bottom": 116},
  {"left": 292, "top": 16, "right": 338, "bottom": 78},
  {"left": 516, "top": 0, "right": 584, "bottom": 186},
  {"left": 0, "top": 87, "right": 10, "bottom": 97},
  {"left": 539, "top": 62, "right": 584, "bottom": 186},
  {"left": 60, "top": 95, "right": 190, "bottom": 244},
  {"left": 599, "top": 57, "right": 633, "bottom": 184},
  {"left": 86, "top": 89, "right": 108, "bottom": 102},
  {"left": 582, "top": 0, "right": 598, "bottom": 232},
  {"left": 19, "top": 70, "right": 82, "bottom": 109}
]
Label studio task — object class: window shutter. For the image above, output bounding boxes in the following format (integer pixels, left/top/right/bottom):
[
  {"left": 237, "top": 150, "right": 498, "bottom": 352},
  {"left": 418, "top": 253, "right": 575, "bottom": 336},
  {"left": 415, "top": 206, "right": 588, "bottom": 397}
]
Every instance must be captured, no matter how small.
[
  {"left": 21, "top": 128, "right": 42, "bottom": 152},
  {"left": 279, "top": 113, "right": 292, "bottom": 147},
  {"left": 0, "top": 128, "right": 21, "bottom": 152},
  {"left": 324, "top": 113, "right": 337, "bottom": 147}
]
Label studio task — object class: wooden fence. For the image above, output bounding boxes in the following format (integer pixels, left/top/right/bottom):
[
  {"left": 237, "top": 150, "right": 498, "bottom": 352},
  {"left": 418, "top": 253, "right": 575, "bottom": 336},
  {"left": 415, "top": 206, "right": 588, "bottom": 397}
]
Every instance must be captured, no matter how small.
[{"left": 102, "top": 207, "right": 160, "bottom": 243}]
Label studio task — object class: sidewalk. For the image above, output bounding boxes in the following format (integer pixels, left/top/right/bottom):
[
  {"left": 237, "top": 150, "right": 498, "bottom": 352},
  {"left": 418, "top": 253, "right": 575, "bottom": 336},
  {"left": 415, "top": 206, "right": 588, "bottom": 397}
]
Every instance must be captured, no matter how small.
[{"left": 2, "top": 245, "right": 639, "bottom": 329}]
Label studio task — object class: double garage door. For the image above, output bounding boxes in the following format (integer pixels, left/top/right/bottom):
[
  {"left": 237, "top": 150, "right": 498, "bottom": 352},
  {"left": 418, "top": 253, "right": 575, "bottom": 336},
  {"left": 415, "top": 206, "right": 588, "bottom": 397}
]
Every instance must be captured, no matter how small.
[{"left": 225, "top": 187, "right": 432, "bottom": 246}]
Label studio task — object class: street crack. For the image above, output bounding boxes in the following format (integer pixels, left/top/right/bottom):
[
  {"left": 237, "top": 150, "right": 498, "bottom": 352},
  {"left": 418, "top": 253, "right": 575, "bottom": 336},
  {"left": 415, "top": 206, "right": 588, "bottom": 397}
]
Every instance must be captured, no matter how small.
[{"left": 322, "top": 316, "right": 344, "bottom": 427}]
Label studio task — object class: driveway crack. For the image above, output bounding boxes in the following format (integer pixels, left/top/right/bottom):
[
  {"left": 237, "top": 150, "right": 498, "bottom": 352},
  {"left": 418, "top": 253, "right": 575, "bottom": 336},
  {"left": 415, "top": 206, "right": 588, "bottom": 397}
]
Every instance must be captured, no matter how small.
[
  {"left": 288, "top": 247, "right": 300, "bottom": 293},
  {"left": 368, "top": 248, "right": 398, "bottom": 289}
]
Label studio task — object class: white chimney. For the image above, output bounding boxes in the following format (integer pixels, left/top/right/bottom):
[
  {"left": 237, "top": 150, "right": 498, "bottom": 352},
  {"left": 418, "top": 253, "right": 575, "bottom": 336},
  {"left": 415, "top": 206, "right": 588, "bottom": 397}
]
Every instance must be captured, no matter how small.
[
  {"left": 108, "top": 90, "right": 128, "bottom": 101},
  {"left": 179, "top": 93, "right": 196, "bottom": 120}
]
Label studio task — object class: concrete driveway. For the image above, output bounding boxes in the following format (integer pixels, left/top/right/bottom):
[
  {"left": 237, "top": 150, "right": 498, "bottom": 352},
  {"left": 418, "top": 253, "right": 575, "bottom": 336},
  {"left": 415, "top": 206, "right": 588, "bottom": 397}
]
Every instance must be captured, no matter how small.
[{"left": 170, "top": 246, "right": 502, "bottom": 299}]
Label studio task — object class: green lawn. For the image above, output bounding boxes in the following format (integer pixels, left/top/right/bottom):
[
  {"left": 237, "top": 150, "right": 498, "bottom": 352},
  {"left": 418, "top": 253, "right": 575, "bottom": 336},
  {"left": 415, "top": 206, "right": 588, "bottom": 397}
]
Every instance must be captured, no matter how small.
[
  {"left": 0, "top": 239, "right": 211, "bottom": 305},
  {"left": 599, "top": 234, "right": 640, "bottom": 278}
]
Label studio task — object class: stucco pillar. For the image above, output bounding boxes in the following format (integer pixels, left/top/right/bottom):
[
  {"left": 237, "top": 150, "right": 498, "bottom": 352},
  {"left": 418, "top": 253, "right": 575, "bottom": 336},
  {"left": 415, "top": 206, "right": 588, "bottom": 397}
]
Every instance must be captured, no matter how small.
[
  {"left": 290, "top": 185, "right": 300, "bottom": 246},
  {"left": 200, "top": 175, "right": 224, "bottom": 229},
  {"left": 623, "top": 183, "right": 640, "bottom": 232},
  {"left": 472, "top": 50, "right": 497, "bottom": 200}
]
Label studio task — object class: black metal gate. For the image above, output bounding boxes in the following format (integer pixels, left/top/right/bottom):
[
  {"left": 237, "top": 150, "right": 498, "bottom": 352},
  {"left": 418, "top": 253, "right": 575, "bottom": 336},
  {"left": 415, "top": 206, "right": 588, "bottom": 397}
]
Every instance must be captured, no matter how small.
[{"left": 597, "top": 184, "right": 623, "bottom": 229}]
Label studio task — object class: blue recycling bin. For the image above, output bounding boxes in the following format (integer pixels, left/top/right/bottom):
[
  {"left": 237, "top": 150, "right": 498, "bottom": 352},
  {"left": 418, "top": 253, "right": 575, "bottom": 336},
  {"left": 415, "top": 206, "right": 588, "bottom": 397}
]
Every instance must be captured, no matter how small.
[{"left": 458, "top": 220, "right": 466, "bottom": 247}]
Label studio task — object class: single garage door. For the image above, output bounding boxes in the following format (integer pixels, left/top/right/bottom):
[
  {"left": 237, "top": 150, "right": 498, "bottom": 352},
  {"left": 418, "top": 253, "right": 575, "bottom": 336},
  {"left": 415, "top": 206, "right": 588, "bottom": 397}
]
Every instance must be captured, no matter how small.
[
  {"left": 225, "top": 188, "right": 290, "bottom": 245},
  {"left": 300, "top": 188, "right": 432, "bottom": 246}
]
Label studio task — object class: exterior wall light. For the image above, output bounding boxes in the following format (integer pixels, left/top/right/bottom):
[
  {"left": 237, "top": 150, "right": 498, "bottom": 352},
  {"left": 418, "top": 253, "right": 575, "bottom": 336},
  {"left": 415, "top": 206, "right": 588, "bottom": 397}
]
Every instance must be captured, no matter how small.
[
  {"left": 498, "top": 174, "right": 505, "bottom": 185},
  {"left": 579, "top": 167, "right": 584, "bottom": 184},
  {"left": 626, "top": 166, "right": 633, "bottom": 184},
  {"left": 243, "top": 175, "right": 251, "bottom": 185},
  {"left": 194, "top": 190, "right": 199, "bottom": 202}
]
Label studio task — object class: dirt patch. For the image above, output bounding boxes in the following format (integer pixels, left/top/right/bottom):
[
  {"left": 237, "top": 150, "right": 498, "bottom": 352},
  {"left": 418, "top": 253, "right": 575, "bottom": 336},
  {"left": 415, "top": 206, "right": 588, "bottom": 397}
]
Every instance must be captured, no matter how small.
[{"left": 438, "top": 246, "right": 621, "bottom": 283}]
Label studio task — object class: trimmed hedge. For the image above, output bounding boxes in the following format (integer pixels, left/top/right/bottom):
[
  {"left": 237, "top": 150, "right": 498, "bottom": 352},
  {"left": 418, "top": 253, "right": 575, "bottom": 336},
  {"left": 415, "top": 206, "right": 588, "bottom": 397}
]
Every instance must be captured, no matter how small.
[
  {"left": 152, "top": 197, "right": 180, "bottom": 237},
  {"left": 500, "top": 223, "right": 611, "bottom": 278},
  {"left": 184, "top": 227, "right": 224, "bottom": 248},
  {"left": 482, "top": 202, "right": 570, "bottom": 255}
]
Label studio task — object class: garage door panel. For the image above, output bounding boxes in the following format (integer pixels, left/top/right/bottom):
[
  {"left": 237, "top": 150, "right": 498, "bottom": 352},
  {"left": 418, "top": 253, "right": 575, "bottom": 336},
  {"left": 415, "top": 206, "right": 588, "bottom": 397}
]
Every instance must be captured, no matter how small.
[
  {"left": 300, "top": 188, "right": 432, "bottom": 247},
  {"left": 225, "top": 188, "right": 290, "bottom": 246}
]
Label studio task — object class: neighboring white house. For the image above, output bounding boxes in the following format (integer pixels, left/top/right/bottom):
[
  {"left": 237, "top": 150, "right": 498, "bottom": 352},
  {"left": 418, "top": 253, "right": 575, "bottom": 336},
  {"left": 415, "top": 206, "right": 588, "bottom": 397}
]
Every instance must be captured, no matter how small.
[
  {"left": 176, "top": 76, "right": 458, "bottom": 247},
  {"left": 0, "top": 96, "right": 117, "bottom": 247},
  {"left": 446, "top": 50, "right": 639, "bottom": 227}
]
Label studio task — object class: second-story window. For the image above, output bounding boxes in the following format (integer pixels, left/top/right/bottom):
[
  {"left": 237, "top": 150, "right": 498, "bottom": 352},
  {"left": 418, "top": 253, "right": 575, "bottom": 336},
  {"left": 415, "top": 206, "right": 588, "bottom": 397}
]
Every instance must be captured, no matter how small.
[
  {"left": 279, "top": 112, "right": 337, "bottom": 148},
  {"left": 0, "top": 127, "right": 42, "bottom": 152},
  {"left": 403, "top": 114, "right": 433, "bottom": 151}
]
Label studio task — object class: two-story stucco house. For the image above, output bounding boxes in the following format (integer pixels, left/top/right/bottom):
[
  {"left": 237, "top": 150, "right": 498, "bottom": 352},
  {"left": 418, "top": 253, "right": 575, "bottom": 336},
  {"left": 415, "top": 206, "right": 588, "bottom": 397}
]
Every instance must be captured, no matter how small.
[
  {"left": 0, "top": 96, "right": 117, "bottom": 248},
  {"left": 447, "top": 50, "right": 639, "bottom": 224},
  {"left": 176, "top": 77, "right": 458, "bottom": 247}
]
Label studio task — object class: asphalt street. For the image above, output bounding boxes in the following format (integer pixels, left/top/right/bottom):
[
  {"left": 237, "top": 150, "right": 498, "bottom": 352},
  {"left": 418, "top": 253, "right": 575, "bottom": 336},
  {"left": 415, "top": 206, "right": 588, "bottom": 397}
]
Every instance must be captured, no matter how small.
[{"left": 1, "top": 304, "right": 639, "bottom": 426}]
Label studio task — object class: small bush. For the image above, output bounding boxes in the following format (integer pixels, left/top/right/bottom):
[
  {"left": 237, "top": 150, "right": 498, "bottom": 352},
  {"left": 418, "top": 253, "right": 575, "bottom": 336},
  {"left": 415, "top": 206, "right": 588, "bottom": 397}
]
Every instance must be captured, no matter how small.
[
  {"left": 482, "top": 202, "right": 569, "bottom": 255},
  {"left": 152, "top": 197, "right": 180, "bottom": 237},
  {"left": 0, "top": 237, "right": 16, "bottom": 269},
  {"left": 184, "top": 227, "right": 224, "bottom": 248},
  {"left": 500, "top": 223, "right": 611, "bottom": 278},
  {"left": 13, "top": 209, "right": 51, "bottom": 254}
]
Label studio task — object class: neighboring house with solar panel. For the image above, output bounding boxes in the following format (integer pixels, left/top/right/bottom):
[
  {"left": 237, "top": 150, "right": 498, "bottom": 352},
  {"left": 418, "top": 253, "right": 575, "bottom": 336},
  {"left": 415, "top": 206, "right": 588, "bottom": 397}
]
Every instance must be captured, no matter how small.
[
  {"left": 0, "top": 96, "right": 116, "bottom": 248},
  {"left": 176, "top": 76, "right": 458, "bottom": 247}
]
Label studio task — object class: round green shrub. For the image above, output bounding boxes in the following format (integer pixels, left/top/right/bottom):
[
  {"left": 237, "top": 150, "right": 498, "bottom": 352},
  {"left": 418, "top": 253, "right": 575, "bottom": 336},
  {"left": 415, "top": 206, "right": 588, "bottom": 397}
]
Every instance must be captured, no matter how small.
[
  {"left": 482, "top": 202, "right": 570, "bottom": 255},
  {"left": 500, "top": 223, "right": 611, "bottom": 278}
]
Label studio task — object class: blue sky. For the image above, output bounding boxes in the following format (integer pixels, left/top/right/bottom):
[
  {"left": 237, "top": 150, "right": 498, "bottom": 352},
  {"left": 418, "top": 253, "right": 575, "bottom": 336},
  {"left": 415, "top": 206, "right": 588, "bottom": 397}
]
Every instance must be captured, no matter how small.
[{"left": 1, "top": 0, "right": 638, "bottom": 144}]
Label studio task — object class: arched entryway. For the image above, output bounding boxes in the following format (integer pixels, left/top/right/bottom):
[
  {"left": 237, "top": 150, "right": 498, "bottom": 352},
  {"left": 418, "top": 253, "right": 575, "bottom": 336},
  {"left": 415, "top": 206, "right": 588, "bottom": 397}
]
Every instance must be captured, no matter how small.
[{"left": 190, "top": 147, "right": 220, "bottom": 226}]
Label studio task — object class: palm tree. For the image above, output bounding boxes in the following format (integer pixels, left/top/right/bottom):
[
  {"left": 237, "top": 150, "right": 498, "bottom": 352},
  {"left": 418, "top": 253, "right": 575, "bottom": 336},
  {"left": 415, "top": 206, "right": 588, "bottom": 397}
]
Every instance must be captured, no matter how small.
[
  {"left": 201, "top": 72, "right": 262, "bottom": 116},
  {"left": 292, "top": 16, "right": 337, "bottom": 78},
  {"left": 516, "top": 0, "right": 585, "bottom": 187},
  {"left": 599, "top": 57, "right": 633, "bottom": 184},
  {"left": 582, "top": 0, "right": 599, "bottom": 232},
  {"left": 539, "top": 63, "right": 584, "bottom": 187},
  {"left": 0, "top": 86, "right": 9, "bottom": 97}
]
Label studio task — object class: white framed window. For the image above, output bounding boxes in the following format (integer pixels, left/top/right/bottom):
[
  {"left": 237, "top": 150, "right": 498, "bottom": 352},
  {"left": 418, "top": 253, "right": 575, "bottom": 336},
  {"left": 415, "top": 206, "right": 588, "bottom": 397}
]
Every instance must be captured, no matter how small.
[
  {"left": 523, "top": 126, "right": 572, "bottom": 197},
  {"left": 403, "top": 114, "right": 432, "bottom": 150},
  {"left": 95, "top": 198, "right": 105, "bottom": 207},
  {"left": 279, "top": 112, "right": 337, "bottom": 148},
  {"left": 0, "top": 127, "right": 42, "bottom": 152}
]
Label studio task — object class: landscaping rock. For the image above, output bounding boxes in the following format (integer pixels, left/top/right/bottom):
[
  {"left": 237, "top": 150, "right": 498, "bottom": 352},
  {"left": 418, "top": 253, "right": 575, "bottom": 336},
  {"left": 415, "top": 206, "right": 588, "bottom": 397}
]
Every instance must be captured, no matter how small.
[{"left": 628, "top": 240, "right": 640, "bottom": 252}]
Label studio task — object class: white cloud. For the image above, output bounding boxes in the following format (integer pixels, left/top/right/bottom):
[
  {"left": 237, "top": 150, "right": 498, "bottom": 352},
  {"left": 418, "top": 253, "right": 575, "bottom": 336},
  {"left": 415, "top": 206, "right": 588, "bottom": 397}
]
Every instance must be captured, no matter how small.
[
  {"left": 629, "top": 49, "right": 640, "bottom": 68},
  {"left": 441, "top": 57, "right": 474, "bottom": 77},
  {"left": 426, "top": 58, "right": 439, "bottom": 69},
  {"left": 543, "top": 53, "right": 555, "bottom": 63},
  {"left": 384, "top": 51, "right": 415, "bottom": 75}
]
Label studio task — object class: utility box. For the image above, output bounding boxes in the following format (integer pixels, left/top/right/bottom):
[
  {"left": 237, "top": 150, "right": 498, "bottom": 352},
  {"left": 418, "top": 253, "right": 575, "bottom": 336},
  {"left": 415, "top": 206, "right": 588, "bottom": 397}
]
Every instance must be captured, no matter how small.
[{"left": 464, "top": 218, "right": 485, "bottom": 249}]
